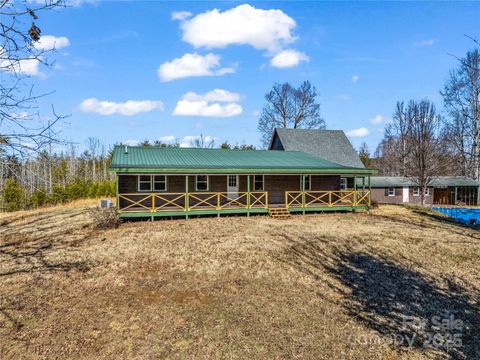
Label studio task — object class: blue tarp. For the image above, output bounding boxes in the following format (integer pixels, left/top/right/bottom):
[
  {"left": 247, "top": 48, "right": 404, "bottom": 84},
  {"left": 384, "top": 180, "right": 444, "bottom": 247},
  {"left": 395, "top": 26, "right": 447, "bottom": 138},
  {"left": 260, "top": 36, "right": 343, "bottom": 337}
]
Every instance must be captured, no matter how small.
[{"left": 432, "top": 207, "right": 480, "bottom": 226}]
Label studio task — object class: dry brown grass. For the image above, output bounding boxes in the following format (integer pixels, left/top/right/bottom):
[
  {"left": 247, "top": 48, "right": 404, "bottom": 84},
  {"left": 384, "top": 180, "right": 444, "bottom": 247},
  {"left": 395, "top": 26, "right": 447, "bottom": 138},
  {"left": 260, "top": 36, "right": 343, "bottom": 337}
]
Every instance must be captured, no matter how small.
[{"left": 0, "top": 205, "right": 479, "bottom": 359}]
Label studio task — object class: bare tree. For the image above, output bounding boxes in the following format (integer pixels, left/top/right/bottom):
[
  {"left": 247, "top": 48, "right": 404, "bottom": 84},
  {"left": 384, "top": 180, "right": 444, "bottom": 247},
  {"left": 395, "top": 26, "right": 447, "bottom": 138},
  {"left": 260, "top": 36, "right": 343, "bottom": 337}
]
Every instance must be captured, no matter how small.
[
  {"left": 190, "top": 134, "right": 215, "bottom": 148},
  {"left": 0, "top": 0, "right": 66, "bottom": 158},
  {"left": 441, "top": 48, "right": 480, "bottom": 180},
  {"left": 384, "top": 101, "right": 415, "bottom": 176},
  {"left": 404, "top": 100, "right": 445, "bottom": 205},
  {"left": 258, "top": 81, "right": 325, "bottom": 147}
]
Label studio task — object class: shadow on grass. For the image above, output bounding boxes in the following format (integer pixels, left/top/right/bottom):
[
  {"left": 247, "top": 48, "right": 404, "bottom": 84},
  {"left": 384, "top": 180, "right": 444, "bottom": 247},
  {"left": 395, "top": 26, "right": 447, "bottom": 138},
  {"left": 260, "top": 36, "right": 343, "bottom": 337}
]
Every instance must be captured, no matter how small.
[
  {"left": 0, "top": 226, "right": 94, "bottom": 329},
  {"left": 276, "top": 234, "right": 480, "bottom": 359}
]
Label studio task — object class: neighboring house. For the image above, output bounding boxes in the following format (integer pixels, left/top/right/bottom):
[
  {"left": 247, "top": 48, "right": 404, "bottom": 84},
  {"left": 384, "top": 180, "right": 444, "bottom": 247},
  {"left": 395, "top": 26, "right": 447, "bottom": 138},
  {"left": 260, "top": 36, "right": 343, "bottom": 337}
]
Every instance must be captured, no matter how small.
[
  {"left": 367, "top": 176, "right": 480, "bottom": 206},
  {"left": 110, "top": 135, "right": 376, "bottom": 219}
]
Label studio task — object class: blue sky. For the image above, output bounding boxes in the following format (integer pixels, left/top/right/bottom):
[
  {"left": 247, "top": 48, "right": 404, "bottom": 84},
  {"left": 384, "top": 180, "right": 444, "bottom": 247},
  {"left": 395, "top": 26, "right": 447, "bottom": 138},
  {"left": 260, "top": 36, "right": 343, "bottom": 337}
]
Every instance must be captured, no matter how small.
[{"left": 29, "top": 1, "right": 480, "bottom": 152}]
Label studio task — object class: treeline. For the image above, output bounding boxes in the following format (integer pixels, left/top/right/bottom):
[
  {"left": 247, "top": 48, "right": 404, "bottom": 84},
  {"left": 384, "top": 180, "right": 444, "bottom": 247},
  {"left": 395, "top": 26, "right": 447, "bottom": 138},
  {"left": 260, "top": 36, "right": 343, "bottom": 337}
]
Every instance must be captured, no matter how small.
[
  {"left": 0, "top": 138, "right": 115, "bottom": 212},
  {"left": 0, "top": 136, "right": 257, "bottom": 212},
  {"left": 371, "top": 46, "right": 480, "bottom": 204}
]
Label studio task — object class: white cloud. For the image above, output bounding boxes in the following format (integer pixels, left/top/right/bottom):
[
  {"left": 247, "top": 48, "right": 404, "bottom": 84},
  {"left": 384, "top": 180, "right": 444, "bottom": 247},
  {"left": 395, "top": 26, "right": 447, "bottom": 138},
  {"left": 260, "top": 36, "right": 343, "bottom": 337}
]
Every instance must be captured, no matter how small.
[
  {"left": 369, "top": 114, "right": 390, "bottom": 125},
  {"left": 179, "top": 4, "right": 296, "bottom": 53},
  {"left": 414, "top": 39, "right": 436, "bottom": 47},
  {"left": 159, "top": 135, "right": 177, "bottom": 143},
  {"left": 157, "top": 53, "right": 235, "bottom": 82},
  {"left": 34, "top": 35, "right": 70, "bottom": 51},
  {"left": 352, "top": 75, "right": 360, "bottom": 83},
  {"left": 124, "top": 139, "right": 140, "bottom": 146},
  {"left": 346, "top": 127, "right": 369, "bottom": 137},
  {"left": 270, "top": 49, "right": 309, "bottom": 68},
  {"left": 179, "top": 135, "right": 216, "bottom": 148},
  {"left": 182, "top": 88, "right": 240, "bottom": 102},
  {"left": 78, "top": 98, "right": 164, "bottom": 116},
  {"left": 173, "top": 89, "right": 242, "bottom": 118},
  {"left": 1, "top": 57, "right": 43, "bottom": 77},
  {"left": 171, "top": 11, "right": 192, "bottom": 21}
]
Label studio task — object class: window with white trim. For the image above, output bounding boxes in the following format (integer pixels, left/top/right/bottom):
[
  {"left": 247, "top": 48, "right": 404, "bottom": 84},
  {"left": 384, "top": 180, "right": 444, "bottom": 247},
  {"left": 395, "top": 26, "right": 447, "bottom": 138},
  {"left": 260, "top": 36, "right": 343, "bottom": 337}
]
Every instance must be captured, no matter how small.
[
  {"left": 340, "top": 177, "right": 348, "bottom": 190},
  {"left": 413, "top": 187, "right": 420, "bottom": 197},
  {"left": 302, "top": 175, "right": 311, "bottom": 190},
  {"left": 153, "top": 175, "right": 167, "bottom": 191},
  {"left": 388, "top": 187, "right": 395, "bottom": 196},
  {"left": 253, "top": 175, "right": 264, "bottom": 191},
  {"left": 196, "top": 175, "right": 209, "bottom": 191},
  {"left": 138, "top": 175, "right": 152, "bottom": 191},
  {"left": 138, "top": 175, "right": 167, "bottom": 192},
  {"left": 424, "top": 187, "right": 429, "bottom": 196}
]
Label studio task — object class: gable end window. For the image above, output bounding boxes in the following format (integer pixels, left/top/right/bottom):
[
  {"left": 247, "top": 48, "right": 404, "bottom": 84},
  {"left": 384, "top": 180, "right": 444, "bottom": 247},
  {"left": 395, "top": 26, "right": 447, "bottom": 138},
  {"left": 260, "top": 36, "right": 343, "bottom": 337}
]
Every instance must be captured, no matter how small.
[
  {"left": 253, "top": 175, "right": 264, "bottom": 191},
  {"left": 196, "top": 175, "right": 209, "bottom": 191},
  {"left": 387, "top": 187, "right": 395, "bottom": 197}
]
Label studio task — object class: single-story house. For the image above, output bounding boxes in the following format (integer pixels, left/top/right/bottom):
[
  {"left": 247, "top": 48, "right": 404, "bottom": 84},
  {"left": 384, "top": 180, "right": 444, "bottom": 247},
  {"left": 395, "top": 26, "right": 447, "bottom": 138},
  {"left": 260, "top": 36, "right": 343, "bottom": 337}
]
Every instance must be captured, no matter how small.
[
  {"left": 366, "top": 176, "right": 480, "bottom": 206},
  {"left": 110, "top": 129, "right": 377, "bottom": 219}
]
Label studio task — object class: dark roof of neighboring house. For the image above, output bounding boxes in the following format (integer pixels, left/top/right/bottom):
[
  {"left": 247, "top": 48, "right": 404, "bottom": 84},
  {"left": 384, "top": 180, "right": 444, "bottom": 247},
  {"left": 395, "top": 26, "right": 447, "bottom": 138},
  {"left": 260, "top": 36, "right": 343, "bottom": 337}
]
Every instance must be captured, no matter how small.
[
  {"left": 269, "top": 128, "right": 365, "bottom": 168},
  {"left": 365, "top": 176, "right": 480, "bottom": 188},
  {"left": 110, "top": 146, "right": 375, "bottom": 175}
]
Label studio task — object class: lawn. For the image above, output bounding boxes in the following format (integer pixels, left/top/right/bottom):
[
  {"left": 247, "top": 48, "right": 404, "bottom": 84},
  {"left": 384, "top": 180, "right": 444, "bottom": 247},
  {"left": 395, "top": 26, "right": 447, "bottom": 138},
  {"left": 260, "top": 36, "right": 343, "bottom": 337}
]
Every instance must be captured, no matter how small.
[{"left": 1, "top": 203, "right": 479, "bottom": 359}]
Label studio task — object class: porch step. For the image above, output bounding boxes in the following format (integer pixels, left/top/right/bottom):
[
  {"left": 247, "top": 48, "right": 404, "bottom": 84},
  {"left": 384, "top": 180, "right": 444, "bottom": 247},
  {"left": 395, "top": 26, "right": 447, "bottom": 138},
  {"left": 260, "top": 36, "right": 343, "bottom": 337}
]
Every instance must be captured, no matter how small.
[{"left": 268, "top": 208, "right": 291, "bottom": 219}]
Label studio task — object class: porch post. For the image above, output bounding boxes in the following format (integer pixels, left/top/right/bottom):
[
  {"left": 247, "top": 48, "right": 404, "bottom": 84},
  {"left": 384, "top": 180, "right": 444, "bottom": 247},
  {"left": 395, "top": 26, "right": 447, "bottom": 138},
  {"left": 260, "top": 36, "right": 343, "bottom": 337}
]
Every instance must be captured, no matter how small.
[
  {"left": 368, "top": 175, "right": 372, "bottom": 207},
  {"left": 454, "top": 186, "right": 458, "bottom": 206},
  {"left": 477, "top": 185, "right": 480, "bottom": 206},
  {"left": 115, "top": 173, "right": 119, "bottom": 209},
  {"left": 353, "top": 176, "right": 357, "bottom": 207},
  {"left": 185, "top": 175, "right": 189, "bottom": 219},
  {"left": 302, "top": 175, "right": 306, "bottom": 215},
  {"left": 247, "top": 175, "right": 250, "bottom": 217}
]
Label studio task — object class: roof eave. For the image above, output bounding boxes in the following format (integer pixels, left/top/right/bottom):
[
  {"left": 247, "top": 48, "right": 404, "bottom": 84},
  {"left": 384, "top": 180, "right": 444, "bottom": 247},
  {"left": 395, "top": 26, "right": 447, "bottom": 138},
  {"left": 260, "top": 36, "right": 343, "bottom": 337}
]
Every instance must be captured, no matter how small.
[{"left": 109, "top": 166, "right": 377, "bottom": 175}]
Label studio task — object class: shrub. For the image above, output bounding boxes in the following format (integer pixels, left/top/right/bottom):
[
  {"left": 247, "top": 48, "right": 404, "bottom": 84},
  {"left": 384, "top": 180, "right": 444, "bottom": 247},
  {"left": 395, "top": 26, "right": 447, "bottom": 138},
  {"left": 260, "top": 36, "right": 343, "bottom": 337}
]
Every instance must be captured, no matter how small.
[
  {"left": 87, "top": 206, "right": 120, "bottom": 229},
  {"left": 2, "top": 178, "right": 26, "bottom": 212},
  {"left": 31, "top": 190, "right": 48, "bottom": 208}
]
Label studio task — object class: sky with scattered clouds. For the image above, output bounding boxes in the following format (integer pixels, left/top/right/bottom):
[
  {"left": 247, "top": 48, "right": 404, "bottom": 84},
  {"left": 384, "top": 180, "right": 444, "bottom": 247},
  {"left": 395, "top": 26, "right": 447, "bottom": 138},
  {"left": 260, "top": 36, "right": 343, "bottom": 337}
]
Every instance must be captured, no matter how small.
[{"left": 26, "top": 1, "right": 480, "bottom": 151}]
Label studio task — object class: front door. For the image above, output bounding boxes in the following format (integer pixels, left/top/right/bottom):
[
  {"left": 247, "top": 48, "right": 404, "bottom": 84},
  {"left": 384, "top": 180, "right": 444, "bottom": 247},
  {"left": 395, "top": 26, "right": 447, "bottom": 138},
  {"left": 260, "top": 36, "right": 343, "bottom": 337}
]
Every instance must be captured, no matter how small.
[
  {"left": 227, "top": 175, "right": 239, "bottom": 197},
  {"left": 402, "top": 186, "right": 409, "bottom": 203}
]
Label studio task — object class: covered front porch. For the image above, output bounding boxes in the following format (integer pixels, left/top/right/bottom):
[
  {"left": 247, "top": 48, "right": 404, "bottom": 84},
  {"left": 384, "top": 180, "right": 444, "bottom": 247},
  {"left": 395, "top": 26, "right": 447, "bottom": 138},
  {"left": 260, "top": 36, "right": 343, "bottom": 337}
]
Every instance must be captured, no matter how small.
[{"left": 116, "top": 174, "right": 372, "bottom": 219}]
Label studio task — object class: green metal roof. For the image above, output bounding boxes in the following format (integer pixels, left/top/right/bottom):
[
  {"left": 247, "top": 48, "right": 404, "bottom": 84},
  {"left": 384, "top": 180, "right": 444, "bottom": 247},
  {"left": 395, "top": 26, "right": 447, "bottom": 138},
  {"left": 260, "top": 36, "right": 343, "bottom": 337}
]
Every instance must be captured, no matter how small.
[
  {"left": 110, "top": 146, "right": 376, "bottom": 174},
  {"left": 364, "top": 176, "right": 480, "bottom": 188}
]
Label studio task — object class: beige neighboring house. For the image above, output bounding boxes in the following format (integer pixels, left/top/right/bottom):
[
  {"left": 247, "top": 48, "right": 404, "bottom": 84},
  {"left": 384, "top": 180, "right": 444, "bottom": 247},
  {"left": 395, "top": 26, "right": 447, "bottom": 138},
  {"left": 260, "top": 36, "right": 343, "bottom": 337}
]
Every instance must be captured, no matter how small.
[{"left": 366, "top": 176, "right": 480, "bottom": 206}]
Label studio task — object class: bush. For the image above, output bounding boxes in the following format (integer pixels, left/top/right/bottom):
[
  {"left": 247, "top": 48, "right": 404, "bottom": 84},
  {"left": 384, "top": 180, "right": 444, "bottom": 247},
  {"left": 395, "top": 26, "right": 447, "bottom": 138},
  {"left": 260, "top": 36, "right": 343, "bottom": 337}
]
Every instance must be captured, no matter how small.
[
  {"left": 2, "top": 178, "right": 26, "bottom": 212},
  {"left": 87, "top": 206, "right": 120, "bottom": 229},
  {"left": 31, "top": 190, "right": 48, "bottom": 208}
]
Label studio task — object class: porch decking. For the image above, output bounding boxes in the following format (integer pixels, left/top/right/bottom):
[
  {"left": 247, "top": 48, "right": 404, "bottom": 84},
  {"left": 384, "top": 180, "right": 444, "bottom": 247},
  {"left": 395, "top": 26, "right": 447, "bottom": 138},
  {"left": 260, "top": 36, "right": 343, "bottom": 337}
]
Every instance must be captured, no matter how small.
[{"left": 117, "top": 190, "right": 371, "bottom": 218}]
